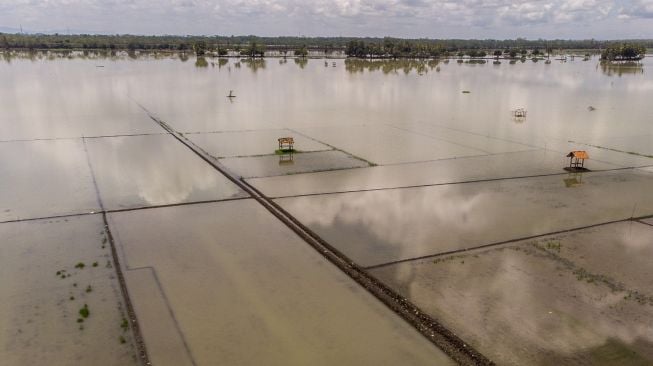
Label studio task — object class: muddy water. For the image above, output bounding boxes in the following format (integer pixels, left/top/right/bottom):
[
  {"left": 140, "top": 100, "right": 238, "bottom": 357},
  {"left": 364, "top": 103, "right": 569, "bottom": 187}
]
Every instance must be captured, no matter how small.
[
  {"left": 0, "top": 139, "right": 100, "bottom": 222},
  {"left": 247, "top": 149, "right": 620, "bottom": 198},
  {"left": 124, "top": 56, "right": 653, "bottom": 158},
  {"left": 275, "top": 169, "right": 653, "bottom": 267},
  {"left": 84, "top": 134, "right": 248, "bottom": 210},
  {"left": 2, "top": 53, "right": 651, "bottom": 155},
  {"left": 0, "top": 215, "right": 139, "bottom": 365},
  {"left": 220, "top": 150, "right": 371, "bottom": 178},
  {"left": 1, "top": 52, "right": 653, "bottom": 365},
  {"left": 108, "top": 200, "right": 454, "bottom": 366},
  {"left": 370, "top": 222, "right": 653, "bottom": 365},
  {"left": 186, "top": 129, "right": 330, "bottom": 158}
]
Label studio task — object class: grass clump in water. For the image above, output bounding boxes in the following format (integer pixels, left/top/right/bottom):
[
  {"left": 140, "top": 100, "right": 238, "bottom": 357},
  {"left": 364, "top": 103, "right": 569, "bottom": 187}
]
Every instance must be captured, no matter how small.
[
  {"left": 86, "top": 285, "right": 93, "bottom": 293},
  {"left": 79, "top": 304, "right": 90, "bottom": 318},
  {"left": 75, "top": 262, "right": 85, "bottom": 269},
  {"left": 121, "top": 318, "right": 129, "bottom": 331},
  {"left": 545, "top": 240, "right": 562, "bottom": 252}
]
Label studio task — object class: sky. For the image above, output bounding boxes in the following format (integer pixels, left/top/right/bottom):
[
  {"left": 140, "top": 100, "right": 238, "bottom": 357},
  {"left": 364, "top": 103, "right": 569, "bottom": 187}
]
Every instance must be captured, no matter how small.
[{"left": 0, "top": 0, "right": 651, "bottom": 39}]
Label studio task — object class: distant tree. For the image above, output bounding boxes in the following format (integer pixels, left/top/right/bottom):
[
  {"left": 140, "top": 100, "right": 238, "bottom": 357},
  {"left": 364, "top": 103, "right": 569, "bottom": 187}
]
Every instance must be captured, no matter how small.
[
  {"left": 601, "top": 43, "right": 646, "bottom": 61},
  {"left": 493, "top": 50, "right": 502, "bottom": 58},
  {"left": 295, "top": 45, "right": 308, "bottom": 58},
  {"left": 509, "top": 50, "right": 517, "bottom": 58},
  {"left": 242, "top": 41, "right": 265, "bottom": 57},
  {"left": 532, "top": 49, "right": 541, "bottom": 55},
  {"left": 466, "top": 50, "right": 486, "bottom": 58},
  {"left": 217, "top": 47, "right": 228, "bottom": 56},
  {"left": 193, "top": 41, "right": 207, "bottom": 56}
]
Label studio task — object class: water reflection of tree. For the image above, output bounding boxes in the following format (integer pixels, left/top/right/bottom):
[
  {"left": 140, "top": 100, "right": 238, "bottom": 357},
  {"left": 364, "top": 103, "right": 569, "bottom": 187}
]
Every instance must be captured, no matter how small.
[
  {"left": 0, "top": 49, "right": 192, "bottom": 63},
  {"left": 217, "top": 58, "right": 228, "bottom": 68},
  {"left": 294, "top": 57, "right": 308, "bottom": 69},
  {"left": 598, "top": 61, "right": 644, "bottom": 77},
  {"left": 344, "top": 59, "right": 439, "bottom": 75},
  {"left": 241, "top": 58, "right": 266, "bottom": 72},
  {"left": 195, "top": 57, "right": 208, "bottom": 68},
  {"left": 1, "top": 51, "right": 13, "bottom": 63}
]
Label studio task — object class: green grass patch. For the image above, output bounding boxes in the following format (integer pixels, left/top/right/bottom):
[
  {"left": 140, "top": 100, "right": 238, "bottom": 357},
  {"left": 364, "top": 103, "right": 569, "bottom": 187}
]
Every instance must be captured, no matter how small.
[
  {"left": 275, "top": 148, "right": 296, "bottom": 155},
  {"left": 79, "top": 304, "right": 90, "bottom": 318}
]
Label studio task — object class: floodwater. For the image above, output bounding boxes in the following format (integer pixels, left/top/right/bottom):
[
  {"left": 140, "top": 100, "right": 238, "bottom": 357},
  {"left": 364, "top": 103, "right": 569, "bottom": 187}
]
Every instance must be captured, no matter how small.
[
  {"left": 0, "top": 215, "right": 139, "bottom": 365},
  {"left": 84, "top": 134, "right": 248, "bottom": 210},
  {"left": 0, "top": 139, "right": 99, "bottom": 222},
  {"left": 220, "top": 150, "right": 371, "bottom": 178},
  {"left": 108, "top": 200, "right": 453, "bottom": 366},
  {"left": 247, "top": 149, "right": 619, "bottom": 198},
  {"left": 1, "top": 50, "right": 652, "bottom": 365},
  {"left": 370, "top": 222, "right": 653, "bottom": 365},
  {"left": 275, "top": 169, "right": 653, "bottom": 267}
]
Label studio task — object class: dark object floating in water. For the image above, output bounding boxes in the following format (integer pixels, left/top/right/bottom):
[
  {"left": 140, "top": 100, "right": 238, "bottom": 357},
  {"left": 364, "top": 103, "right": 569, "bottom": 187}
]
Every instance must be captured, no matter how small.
[
  {"left": 512, "top": 108, "right": 527, "bottom": 118},
  {"left": 588, "top": 106, "right": 596, "bottom": 111},
  {"left": 227, "top": 90, "right": 236, "bottom": 98},
  {"left": 462, "top": 90, "right": 471, "bottom": 94},
  {"left": 96, "top": 65, "right": 104, "bottom": 68}
]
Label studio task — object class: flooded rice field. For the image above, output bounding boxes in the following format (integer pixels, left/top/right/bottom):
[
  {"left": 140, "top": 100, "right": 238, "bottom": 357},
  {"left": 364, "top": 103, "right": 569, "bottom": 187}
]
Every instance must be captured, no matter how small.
[
  {"left": 371, "top": 222, "right": 653, "bottom": 365},
  {"left": 1, "top": 51, "right": 652, "bottom": 365},
  {"left": 274, "top": 169, "right": 653, "bottom": 267},
  {"left": 108, "top": 200, "right": 453, "bottom": 366},
  {"left": 0, "top": 215, "right": 139, "bottom": 365}
]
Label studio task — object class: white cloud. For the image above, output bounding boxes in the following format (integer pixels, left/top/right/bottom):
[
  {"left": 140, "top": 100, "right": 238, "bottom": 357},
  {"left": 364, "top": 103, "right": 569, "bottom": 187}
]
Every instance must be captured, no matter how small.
[
  {"left": 0, "top": 0, "right": 650, "bottom": 38},
  {"left": 619, "top": 0, "right": 653, "bottom": 18}
]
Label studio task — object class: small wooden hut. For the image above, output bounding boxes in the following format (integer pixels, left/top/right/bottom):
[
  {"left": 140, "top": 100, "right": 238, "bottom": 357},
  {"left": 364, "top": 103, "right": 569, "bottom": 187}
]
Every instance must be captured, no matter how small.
[
  {"left": 566, "top": 150, "right": 589, "bottom": 169},
  {"left": 278, "top": 137, "right": 294, "bottom": 151}
]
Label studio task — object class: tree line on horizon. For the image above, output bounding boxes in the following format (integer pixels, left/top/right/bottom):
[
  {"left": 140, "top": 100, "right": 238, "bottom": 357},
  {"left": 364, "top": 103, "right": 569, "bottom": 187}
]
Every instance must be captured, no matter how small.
[{"left": 1, "top": 34, "right": 650, "bottom": 59}]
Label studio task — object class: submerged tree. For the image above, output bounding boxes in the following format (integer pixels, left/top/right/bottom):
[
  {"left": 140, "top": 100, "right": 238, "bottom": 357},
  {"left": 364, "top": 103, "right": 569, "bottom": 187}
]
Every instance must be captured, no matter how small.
[
  {"left": 193, "top": 41, "right": 207, "bottom": 56},
  {"left": 295, "top": 45, "right": 308, "bottom": 58},
  {"left": 242, "top": 41, "right": 265, "bottom": 57},
  {"left": 601, "top": 43, "right": 646, "bottom": 61}
]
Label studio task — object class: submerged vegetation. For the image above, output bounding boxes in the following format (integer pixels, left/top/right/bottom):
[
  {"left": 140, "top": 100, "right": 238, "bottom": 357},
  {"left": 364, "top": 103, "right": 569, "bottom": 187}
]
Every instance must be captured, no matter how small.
[
  {"left": 601, "top": 43, "right": 646, "bottom": 61},
  {"left": 1, "top": 33, "right": 650, "bottom": 59}
]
